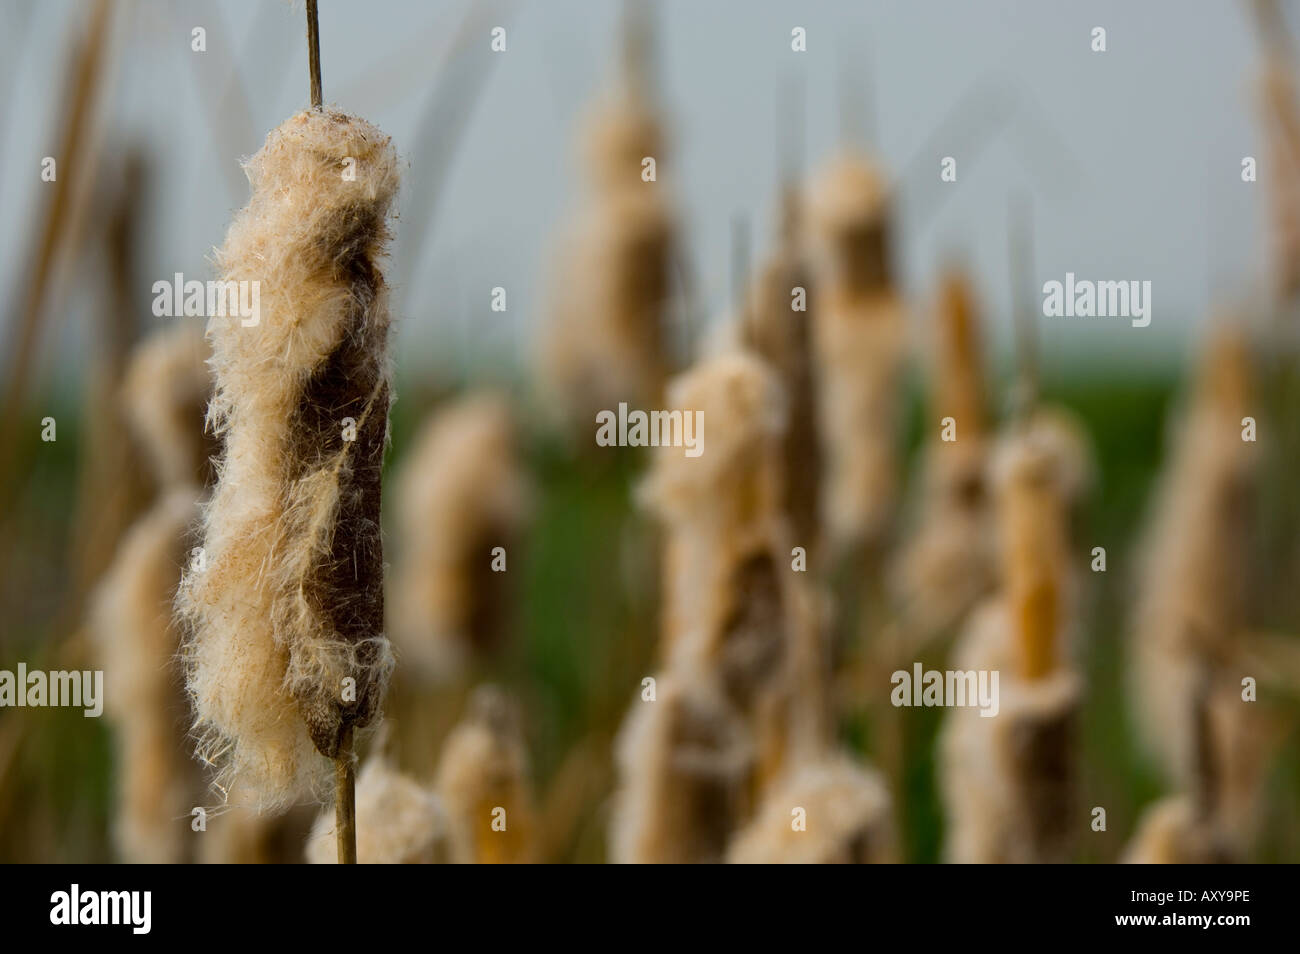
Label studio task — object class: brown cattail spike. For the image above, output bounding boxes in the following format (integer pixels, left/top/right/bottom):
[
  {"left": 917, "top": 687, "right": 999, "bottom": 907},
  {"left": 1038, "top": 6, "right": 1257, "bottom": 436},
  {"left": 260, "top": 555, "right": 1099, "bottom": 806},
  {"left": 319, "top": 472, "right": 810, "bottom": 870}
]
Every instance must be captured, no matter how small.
[
  {"left": 935, "top": 269, "right": 985, "bottom": 438},
  {"left": 999, "top": 442, "right": 1065, "bottom": 681},
  {"left": 179, "top": 108, "right": 400, "bottom": 810}
]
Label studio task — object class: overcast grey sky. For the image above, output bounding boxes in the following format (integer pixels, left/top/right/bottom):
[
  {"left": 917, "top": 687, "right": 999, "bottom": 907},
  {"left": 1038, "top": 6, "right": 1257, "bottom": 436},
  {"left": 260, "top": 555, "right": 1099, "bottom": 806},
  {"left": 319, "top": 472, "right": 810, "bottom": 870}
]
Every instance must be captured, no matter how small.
[{"left": 0, "top": 0, "right": 1278, "bottom": 390}]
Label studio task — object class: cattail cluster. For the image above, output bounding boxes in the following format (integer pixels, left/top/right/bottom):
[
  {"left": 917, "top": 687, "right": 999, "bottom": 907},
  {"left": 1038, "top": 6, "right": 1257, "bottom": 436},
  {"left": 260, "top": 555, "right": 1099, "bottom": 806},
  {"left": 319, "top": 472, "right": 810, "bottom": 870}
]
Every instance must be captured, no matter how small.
[{"left": 178, "top": 108, "right": 399, "bottom": 810}]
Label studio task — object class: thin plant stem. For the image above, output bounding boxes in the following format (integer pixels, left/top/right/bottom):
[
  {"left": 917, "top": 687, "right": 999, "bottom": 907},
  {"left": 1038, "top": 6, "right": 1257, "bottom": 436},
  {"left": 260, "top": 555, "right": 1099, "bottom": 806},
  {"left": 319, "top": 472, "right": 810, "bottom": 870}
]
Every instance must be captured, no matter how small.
[
  {"left": 307, "top": 0, "right": 322, "bottom": 109},
  {"left": 335, "top": 725, "right": 357, "bottom": 863}
]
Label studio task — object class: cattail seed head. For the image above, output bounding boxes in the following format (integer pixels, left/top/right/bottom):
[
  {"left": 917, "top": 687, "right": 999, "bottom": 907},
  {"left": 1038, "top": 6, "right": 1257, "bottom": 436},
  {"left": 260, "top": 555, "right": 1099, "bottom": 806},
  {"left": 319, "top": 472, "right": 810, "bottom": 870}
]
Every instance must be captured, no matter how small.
[
  {"left": 1122, "top": 795, "right": 1234, "bottom": 864},
  {"left": 991, "top": 409, "right": 1092, "bottom": 680},
  {"left": 941, "top": 600, "right": 1082, "bottom": 863},
  {"left": 121, "top": 324, "right": 216, "bottom": 489},
  {"left": 88, "top": 326, "right": 216, "bottom": 862},
  {"left": 741, "top": 187, "right": 822, "bottom": 551},
  {"left": 1130, "top": 323, "right": 1258, "bottom": 790},
  {"left": 934, "top": 269, "right": 986, "bottom": 438},
  {"left": 940, "top": 411, "right": 1091, "bottom": 862},
  {"left": 806, "top": 152, "right": 892, "bottom": 296},
  {"left": 90, "top": 487, "right": 203, "bottom": 862},
  {"left": 727, "top": 755, "right": 895, "bottom": 864},
  {"left": 390, "top": 392, "right": 531, "bottom": 679},
  {"left": 641, "top": 351, "right": 786, "bottom": 532},
  {"left": 539, "top": 49, "right": 678, "bottom": 434},
  {"left": 579, "top": 95, "right": 664, "bottom": 193},
  {"left": 805, "top": 152, "right": 907, "bottom": 553},
  {"left": 541, "top": 187, "right": 676, "bottom": 429},
  {"left": 178, "top": 108, "right": 400, "bottom": 809},
  {"left": 1257, "top": 62, "right": 1300, "bottom": 299},
  {"left": 435, "top": 686, "right": 537, "bottom": 863},
  {"left": 891, "top": 270, "right": 995, "bottom": 638},
  {"left": 610, "top": 671, "right": 755, "bottom": 864},
  {"left": 640, "top": 352, "right": 791, "bottom": 676}
]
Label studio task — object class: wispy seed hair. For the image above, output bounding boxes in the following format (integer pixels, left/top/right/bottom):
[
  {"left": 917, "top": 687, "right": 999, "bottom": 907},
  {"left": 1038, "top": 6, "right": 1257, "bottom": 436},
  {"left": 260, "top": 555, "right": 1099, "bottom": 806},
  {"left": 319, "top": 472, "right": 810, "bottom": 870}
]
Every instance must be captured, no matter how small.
[{"left": 178, "top": 108, "right": 400, "bottom": 810}]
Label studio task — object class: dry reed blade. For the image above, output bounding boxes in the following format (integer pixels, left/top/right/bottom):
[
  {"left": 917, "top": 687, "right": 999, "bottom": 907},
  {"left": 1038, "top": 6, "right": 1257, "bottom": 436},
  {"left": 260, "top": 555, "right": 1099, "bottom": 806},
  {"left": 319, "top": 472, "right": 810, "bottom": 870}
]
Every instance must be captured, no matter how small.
[{"left": 0, "top": 0, "right": 113, "bottom": 527}]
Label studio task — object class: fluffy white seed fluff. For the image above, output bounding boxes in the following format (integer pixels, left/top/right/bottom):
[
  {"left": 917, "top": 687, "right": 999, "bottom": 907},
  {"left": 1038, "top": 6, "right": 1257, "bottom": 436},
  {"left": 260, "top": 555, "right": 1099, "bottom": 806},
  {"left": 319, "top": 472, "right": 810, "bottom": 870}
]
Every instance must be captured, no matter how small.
[{"left": 178, "top": 108, "right": 400, "bottom": 810}]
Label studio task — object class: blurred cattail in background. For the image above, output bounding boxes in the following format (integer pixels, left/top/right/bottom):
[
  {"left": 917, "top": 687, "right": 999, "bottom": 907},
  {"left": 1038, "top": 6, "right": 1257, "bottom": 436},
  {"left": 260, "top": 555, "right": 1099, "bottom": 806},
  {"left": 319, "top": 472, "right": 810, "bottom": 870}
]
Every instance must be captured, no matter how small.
[
  {"left": 641, "top": 353, "right": 826, "bottom": 768},
  {"left": 390, "top": 391, "right": 531, "bottom": 681},
  {"left": 1127, "top": 322, "right": 1281, "bottom": 859},
  {"left": 120, "top": 325, "right": 217, "bottom": 491},
  {"left": 609, "top": 670, "right": 753, "bottom": 864},
  {"left": 640, "top": 354, "right": 786, "bottom": 664},
  {"left": 306, "top": 751, "right": 450, "bottom": 864},
  {"left": 610, "top": 350, "right": 886, "bottom": 861},
  {"left": 940, "top": 412, "right": 1090, "bottom": 863},
  {"left": 612, "top": 353, "right": 790, "bottom": 862},
  {"left": 90, "top": 489, "right": 201, "bottom": 863},
  {"left": 727, "top": 754, "right": 894, "bottom": 863},
  {"left": 178, "top": 108, "right": 399, "bottom": 813},
  {"left": 88, "top": 325, "right": 210, "bottom": 863},
  {"left": 538, "top": 7, "right": 679, "bottom": 434},
  {"left": 1122, "top": 794, "right": 1232, "bottom": 864},
  {"left": 1253, "top": 0, "right": 1300, "bottom": 303},
  {"left": 805, "top": 151, "right": 907, "bottom": 560},
  {"left": 435, "top": 686, "right": 537, "bottom": 863},
  {"left": 740, "top": 187, "right": 822, "bottom": 560},
  {"left": 891, "top": 269, "right": 996, "bottom": 642}
]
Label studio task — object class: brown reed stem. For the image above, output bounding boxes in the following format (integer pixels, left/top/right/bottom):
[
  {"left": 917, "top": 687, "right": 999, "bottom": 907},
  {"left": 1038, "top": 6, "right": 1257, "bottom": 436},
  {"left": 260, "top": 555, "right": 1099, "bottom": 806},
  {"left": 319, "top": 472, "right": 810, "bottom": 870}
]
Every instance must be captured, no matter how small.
[
  {"left": 306, "top": 0, "right": 322, "bottom": 109},
  {"left": 335, "top": 724, "right": 357, "bottom": 863},
  {"left": 0, "top": 0, "right": 111, "bottom": 527}
]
